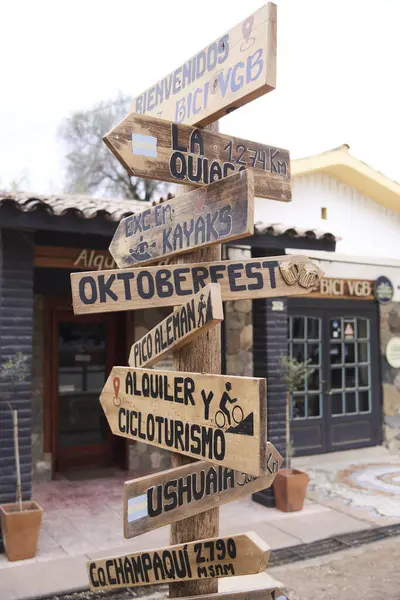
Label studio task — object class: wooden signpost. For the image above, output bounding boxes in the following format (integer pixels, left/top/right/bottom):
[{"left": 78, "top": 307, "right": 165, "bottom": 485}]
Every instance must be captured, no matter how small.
[
  {"left": 104, "top": 113, "right": 290, "bottom": 202},
  {"left": 100, "top": 366, "right": 266, "bottom": 476},
  {"left": 70, "top": 3, "right": 315, "bottom": 597},
  {"left": 129, "top": 283, "right": 223, "bottom": 368},
  {"left": 109, "top": 170, "right": 255, "bottom": 269},
  {"left": 124, "top": 442, "right": 282, "bottom": 538},
  {"left": 70, "top": 256, "right": 322, "bottom": 315},
  {"left": 87, "top": 532, "right": 270, "bottom": 591},
  {"left": 130, "top": 3, "right": 277, "bottom": 127}
]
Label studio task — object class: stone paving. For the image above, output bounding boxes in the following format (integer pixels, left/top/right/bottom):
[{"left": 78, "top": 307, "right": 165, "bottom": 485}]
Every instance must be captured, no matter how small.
[{"left": 1, "top": 446, "right": 399, "bottom": 600}]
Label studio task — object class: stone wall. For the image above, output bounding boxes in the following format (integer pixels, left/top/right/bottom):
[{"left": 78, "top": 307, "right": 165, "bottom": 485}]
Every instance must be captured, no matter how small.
[
  {"left": 380, "top": 301, "right": 400, "bottom": 452},
  {"left": 224, "top": 245, "right": 253, "bottom": 377}
]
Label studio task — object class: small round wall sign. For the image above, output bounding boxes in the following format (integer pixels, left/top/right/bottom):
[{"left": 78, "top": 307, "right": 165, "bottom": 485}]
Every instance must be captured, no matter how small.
[
  {"left": 374, "top": 276, "right": 394, "bottom": 304},
  {"left": 386, "top": 337, "right": 400, "bottom": 369}
]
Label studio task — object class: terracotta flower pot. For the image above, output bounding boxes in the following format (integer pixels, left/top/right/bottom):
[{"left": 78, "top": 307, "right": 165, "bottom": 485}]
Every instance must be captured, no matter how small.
[
  {"left": 0, "top": 501, "right": 43, "bottom": 561},
  {"left": 273, "top": 468, "right": 309, "bottom": 512}
]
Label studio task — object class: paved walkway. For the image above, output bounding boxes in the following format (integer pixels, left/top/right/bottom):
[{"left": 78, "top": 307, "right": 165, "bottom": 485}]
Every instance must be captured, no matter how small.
[{"left": 1, "top": 446, "right": 399, "bottom": 600}]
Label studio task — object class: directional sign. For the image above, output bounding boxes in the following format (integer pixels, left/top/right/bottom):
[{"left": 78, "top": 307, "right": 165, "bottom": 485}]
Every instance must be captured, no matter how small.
[
  {"left": 70, "top": 256, "right": 323, "bottom": 315},
  {"left": 109, "top": 170, "right": 255, "bottom": 269},
  {"left": 87, "top": 532, "right": 270, "bottom": 591},
  {"left": 100, "top": 367, "right": 266, "bottom": 475},
  {"left": 179, "top": 590, "right": 289, "bottom": 600},
  {"left": 104, "top": 113, "right": 290, "bottom": 203},
  {"left": 124, "top": 442, "right": 282, "bottom": 538},
  {"left": 129, "top": 283, "right": 223, "bottom": 369},
  {"left": 130, "top": 3, "right": 277, "bottom": 127}
]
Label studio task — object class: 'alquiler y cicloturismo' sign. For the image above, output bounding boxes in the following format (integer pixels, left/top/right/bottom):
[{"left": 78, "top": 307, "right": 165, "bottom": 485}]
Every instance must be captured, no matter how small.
[{"left": 100, "top": 367, "right": 266, "bottom": 476}]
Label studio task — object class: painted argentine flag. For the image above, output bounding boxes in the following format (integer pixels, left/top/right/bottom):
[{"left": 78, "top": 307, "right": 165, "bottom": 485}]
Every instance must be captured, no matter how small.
[
  {"left": 127, "top": 494, "right": 148, "bottom": 523},
  {"left": 132, "top": 133, "right": 158, "bottom": 158}
]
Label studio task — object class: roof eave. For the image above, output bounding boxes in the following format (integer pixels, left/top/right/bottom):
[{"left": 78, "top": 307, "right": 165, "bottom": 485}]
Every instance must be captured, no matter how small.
[{"left": 292, "top": 149, "right": 400, "bottom": 213}]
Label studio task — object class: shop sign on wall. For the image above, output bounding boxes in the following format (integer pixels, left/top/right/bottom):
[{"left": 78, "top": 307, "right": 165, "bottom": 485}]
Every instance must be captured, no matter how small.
[
  {"left": 374, "top": 276, "right": 394, "bottom": 304},
  {"left": 386, "top": 337, "right": 400, "bottom": 368},
  {"left": 311, "top": 277, "right": 374, "bottom": 299}
]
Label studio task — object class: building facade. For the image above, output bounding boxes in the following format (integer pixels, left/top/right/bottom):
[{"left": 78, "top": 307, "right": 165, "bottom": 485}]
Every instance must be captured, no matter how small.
[{"left": 0, "top": 144, "right": 399, "bottom": 512}]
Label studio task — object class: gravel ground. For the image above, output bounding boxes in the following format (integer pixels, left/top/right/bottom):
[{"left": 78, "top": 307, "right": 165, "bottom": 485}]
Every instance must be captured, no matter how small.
[
  {"left": 270, "top": 537, "right": 400, "bottom": 600},
  {"left": 38, "top": 537, "right": 400, "bottom": 600}
]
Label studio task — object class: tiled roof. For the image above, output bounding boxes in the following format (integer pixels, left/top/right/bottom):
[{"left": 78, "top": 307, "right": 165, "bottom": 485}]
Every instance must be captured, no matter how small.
[
  {"left": 0, "top": 191, "right": 164, "bottom": 222},
  {"left": 0, "top": 191, "right": 339, "bottom": 241},
  {"left": 254, "top": 221, "right": 339, "bottom": 241}
]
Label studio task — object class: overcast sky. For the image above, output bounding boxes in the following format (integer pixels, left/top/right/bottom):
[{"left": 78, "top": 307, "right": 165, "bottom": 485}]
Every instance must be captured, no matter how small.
[{"left": 0, "top": 0, "right": 398, "bottom": 194}]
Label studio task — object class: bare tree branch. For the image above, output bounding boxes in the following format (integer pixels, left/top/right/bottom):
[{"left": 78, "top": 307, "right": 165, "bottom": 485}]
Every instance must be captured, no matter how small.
[{"left": 58, "top": 92, "right": 167, "bottom": 201}]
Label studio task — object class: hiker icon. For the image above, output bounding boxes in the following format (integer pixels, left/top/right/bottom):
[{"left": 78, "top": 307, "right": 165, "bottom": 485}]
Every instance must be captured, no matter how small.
[
  {"left": 197, "top": 293, "right": 208, "bottom": 327},
  {"left": 215, "top": 382, "right": 244, "bottom": 428},
  {"left": 129, "top": 236, "right": 156, "bottom": 262}
]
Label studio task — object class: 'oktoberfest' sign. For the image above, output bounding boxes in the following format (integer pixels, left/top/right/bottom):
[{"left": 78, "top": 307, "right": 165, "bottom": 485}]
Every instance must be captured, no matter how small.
[{"left": 70, "top": 256, "right": 323, "bottom": 315}]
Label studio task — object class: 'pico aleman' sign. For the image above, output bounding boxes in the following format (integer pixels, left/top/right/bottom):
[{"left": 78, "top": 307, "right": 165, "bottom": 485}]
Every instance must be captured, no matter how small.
[{"left": 129, "top": 284, "right": 223, "bottom": 369}]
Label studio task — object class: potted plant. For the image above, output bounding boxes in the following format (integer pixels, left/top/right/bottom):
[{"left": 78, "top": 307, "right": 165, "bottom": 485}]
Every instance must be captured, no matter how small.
[
  {"left": 0, "top": 353, "right": 43, "bottom": 561},
  {"left": 272, "top": 355, "right": 315, "bottom": 512}
]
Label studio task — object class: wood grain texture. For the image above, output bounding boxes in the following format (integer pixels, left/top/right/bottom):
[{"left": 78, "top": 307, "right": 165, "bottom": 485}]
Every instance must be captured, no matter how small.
[
  {"left": 175, "top": 589, "right": 288, "bottom": 600},
  {"left": 99, "top": 366, "right": 266, "bottom": 476},
  {"left": 104, "top": 113, "right": 290, "bottom": 202},
  {"left": 86, "top": 532, "right": 270, "bottom": 591},
  {"left": 128, "top": 283, "right": 223, "bottom": 368},
  {"left": 70, "top": 256, "right": 324, "bottom": 315},
  {"left": 129, "top": 3, "right": 277, "bottom": 126},
  {"left": 123, "top": 442, "right": 282, "bottom": 538},
  {"left": 169, "top": 126, "right": 222, "bottom": 598},
  {"left": 109, "top": 170, "right": 254, "bottom": 269}
]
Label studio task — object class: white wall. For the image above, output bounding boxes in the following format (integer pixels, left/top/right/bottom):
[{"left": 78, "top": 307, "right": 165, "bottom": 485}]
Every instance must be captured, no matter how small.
[{"left": 254, "top": 173, "right": 400, "bottom": 260}]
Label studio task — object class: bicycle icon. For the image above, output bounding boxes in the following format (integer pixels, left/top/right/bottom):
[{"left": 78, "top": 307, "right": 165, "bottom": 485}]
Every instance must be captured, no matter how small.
[
  {"left": 215, "top": 404, "right": 244, "bottom": 429},
  {"left": 214, "top": 382, "right": 244, "bottom": 429}
]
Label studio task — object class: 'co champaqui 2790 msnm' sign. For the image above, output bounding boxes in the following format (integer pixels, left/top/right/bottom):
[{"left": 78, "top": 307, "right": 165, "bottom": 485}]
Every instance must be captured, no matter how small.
[
  {"left": 100, "top": 367, "right": 266, "bottom": 476},
  {"left": 70, "top": 256, "right": 323, "bottom": 315},
  {"left": 130, "top": 3, "right": 277, "bottom": 126}
]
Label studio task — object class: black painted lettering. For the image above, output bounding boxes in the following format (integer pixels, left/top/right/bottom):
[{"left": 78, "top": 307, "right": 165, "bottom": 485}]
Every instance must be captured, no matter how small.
[
  {"left": 227, "top": 263, "right": 246, "bottom": 292},
  {"left": 262, "top": 260, "right": 278, "bottom": 288},
  {"left": 245, "top": 262, "right": 263, "bottom": 290},
  {"left": 79, "top": 276, "right": 97, "bottom": 304}
]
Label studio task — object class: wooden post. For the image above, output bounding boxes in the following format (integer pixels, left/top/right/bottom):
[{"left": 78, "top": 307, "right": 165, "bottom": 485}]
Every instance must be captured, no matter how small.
[{"left": 170, "top": 122, "right": 220, "bottom": 599}]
